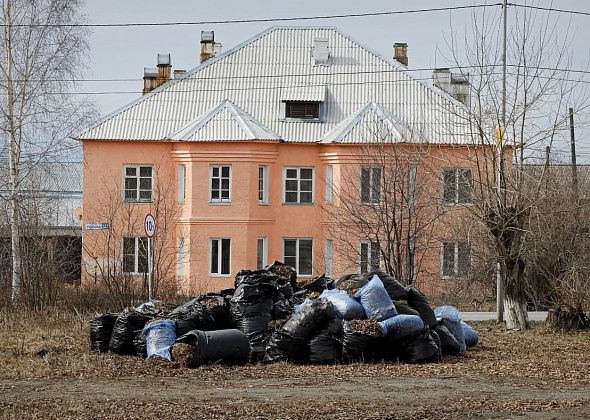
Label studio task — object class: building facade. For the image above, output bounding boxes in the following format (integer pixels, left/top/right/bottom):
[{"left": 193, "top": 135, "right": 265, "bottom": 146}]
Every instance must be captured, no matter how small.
[{"left": 78, "top": 27, "right": 480, "bottom": 295}]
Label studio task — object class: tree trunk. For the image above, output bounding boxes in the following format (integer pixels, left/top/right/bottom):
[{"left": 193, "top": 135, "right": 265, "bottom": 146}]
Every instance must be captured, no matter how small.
[{"left": 503, "top": 258, "right": 529, "bottom": 330}]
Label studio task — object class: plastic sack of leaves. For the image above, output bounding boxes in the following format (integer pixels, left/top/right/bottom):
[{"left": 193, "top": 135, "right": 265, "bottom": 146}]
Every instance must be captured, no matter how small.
[
  {"left": 135, "top": 300, "right": 177, "bottom": 317},
  {"left": 264, "top": 330, "right": 306, "bottom": 363},
  {"left": 109, "top": 308, "right": 151, "bottom": 355},
  {"left": 336, "top": 273, "right": 368, "bottom": 296},
  {"left": 342, "top": 319, "right": 384, "bottom": 363},
  {"left": 461, "top": 320, "right": 478, "bottom": 348},
  {"left": 366, "top": 270, "right": 409, "bottom": 301},
  {"left": 406, "top": 286, "right": 438, "bottom": 328},
  {"left": 266, "top": 261, "right": 298, "bottom": 288},
  {"left": 170, "top": 298, "right": 216, "bottom": 337},
  {"left": 399, "top": 330, "right": 440, "bottom": 364},
  {"left": 197, "top": 294, "right": 233, "bottom": 330},
  {"left": 143, "top": 319, "right": 177, "bottom": 361},
  {"left": 89, "top": 313, "right": 118, "bottom": 353},
  {"left": 355, "top": 275, "right": 397, "bottom": 321},
  {"left": 319, "top": 289, "right": 365, "bottom": 320},
  {"left": 133, "top": 329, "right": 147, "bottom": 358},
  {"left": 282, "top": 298, "right": 336, "bottom": 341},
  {"left": 308, "top": 319, "right": 344, "bottom": 364},
  {"left": 378, "top": 314, "right": 424, "bottom": 339},
  {"left": 394, "top": 303, "right": 420, "bottom": 317},
  {"left": 434, "top": 305, "right": 466, "bottom": 352},
  {"left": 434, "top": 323, "right": 461, "bottom": 355},
  {"left": 230, "top": 280, "right": 275, "bottom": 361}
]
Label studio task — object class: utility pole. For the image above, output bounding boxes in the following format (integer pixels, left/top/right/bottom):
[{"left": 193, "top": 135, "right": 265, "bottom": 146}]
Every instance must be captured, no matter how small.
[
  {"left": 569, "top": 107, "right": 578, "bottom": 199},
  {"left": 496, "top": 0, "right": 508, "bottom": 323}
]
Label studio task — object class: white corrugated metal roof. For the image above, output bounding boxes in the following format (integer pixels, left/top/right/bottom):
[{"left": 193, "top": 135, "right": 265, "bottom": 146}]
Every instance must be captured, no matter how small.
[
  {"left": 167, "top": 100, "right": 281, "bottom": 141},
  {"left": 321, "top": 102, "right": 406, "bottom": 144},
  {"left": 280, "top": 85, "right": 326, "bottom": 102},
  {"left": 79, "top": 27, "right": 472, "bottom": 144}
]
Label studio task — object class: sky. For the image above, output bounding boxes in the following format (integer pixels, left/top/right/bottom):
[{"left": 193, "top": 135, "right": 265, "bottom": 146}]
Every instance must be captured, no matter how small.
[{"left": 82, "top": 0, "right": 590, "bottom": 162}]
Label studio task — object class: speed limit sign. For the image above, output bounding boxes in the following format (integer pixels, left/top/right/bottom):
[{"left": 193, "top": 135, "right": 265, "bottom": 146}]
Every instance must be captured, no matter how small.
[{"left": 144, "top": 214, "right": 156, "bottom": 238}]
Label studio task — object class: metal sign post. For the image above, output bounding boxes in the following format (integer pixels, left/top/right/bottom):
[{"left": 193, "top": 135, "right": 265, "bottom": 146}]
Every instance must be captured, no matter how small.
[{"left": 144, "top": 214, "right": 156, "bottom": 301}]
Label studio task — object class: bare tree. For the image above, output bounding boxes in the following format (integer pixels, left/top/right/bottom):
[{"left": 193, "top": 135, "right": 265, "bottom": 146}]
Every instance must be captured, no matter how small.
[
  {"left": 0, "top": 0, "right": 93, "bottom": 302},
  {"left": 324, "top": 114, "right": 446, "bottom": 285},
  {"left": 442, "top": 5, "right": 590, "bottom": 329}
]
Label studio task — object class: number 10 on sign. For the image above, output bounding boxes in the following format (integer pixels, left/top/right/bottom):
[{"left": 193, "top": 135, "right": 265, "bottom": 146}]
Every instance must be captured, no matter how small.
[{"left": 144, "top": 214, "right": 156, "bottom": 300}]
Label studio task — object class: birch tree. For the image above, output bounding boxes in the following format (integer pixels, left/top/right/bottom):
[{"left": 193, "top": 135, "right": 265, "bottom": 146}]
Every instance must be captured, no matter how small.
[{"left": 0, "top": 0, "right": 92, "bottom": 302}]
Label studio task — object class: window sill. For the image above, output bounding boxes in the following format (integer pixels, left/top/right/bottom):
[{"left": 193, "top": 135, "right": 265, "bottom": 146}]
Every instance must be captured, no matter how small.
[
  {"left": 258, "top": 202, "right": 270, "bottom": 206},
  {"left": 209, "top": 201, "right": 232, "bottom": 205},
  {"left": 209, "top": 273, "right": 232, "bottom": 278},
  {"left": 279, "top": 117, "right": 323, "bottom": 123},
  {"left": 282, "top": 202, "right": 314, "bottom": 206},
  {"left": 443, "top": 202, "right": 474, "bottom": 207},
  {"left": 124, "top": 200, "right": 153, "bottom": 204}
]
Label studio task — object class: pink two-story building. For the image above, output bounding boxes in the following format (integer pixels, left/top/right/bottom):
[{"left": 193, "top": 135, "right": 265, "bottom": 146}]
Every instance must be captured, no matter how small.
[{"left": 78, "top": 27, "right": 478, "bottom": 296}]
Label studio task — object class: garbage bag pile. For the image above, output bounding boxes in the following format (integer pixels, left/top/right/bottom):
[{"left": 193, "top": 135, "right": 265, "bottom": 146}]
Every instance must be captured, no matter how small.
[{"left": 89, "top": 262, "right": 478, "bottom": 366}]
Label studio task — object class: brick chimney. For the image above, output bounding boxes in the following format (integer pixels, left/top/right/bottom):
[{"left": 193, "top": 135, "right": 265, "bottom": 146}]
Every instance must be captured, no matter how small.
[
  {"left": 157, "top": 53, "right": 171, "bottom": 87},
  {"left": 174, "top": 69, "right": 187, "bottom": 79},
  {"left": 200, "top": 31, "right": 222, "bottom": 63},
  {"left": 433, "top": 68, "right": 470, "bottom": 106},
  {"left": 143, "top": 67, "right": 158, "bottom": 95},
  {"left": 393, "top": 42, "right": 408, "bottom": 66}
]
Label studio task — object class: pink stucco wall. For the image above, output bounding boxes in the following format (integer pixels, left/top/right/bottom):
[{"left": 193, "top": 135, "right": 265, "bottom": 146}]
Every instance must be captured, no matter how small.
[{"left": 81, "top": 139, "right": 489, "bottom": 296}]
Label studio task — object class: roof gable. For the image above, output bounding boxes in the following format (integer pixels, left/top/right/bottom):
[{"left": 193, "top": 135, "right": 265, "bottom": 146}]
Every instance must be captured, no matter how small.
[{"left": 167, "top": 100, "right": 281, "bottom": 141}]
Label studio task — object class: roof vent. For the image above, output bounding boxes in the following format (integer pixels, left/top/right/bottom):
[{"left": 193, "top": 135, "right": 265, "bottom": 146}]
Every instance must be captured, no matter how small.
[
  {"left": 201, "top": 31, "right": 219, "bottom": 63},
  {"left": 312, "top": 38, "right": 330, "bottom": 66},
  {"left": 157, "top": 53, "right": 171, "bottom": 66},
  {"left": 174, "top": 69, "right": 187, "bottom": 79}
]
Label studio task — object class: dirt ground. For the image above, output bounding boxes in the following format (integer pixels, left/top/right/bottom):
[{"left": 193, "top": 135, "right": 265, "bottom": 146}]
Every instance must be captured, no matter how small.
[{"left": 0, "top": 310, "right": 589, "bottom": 419}]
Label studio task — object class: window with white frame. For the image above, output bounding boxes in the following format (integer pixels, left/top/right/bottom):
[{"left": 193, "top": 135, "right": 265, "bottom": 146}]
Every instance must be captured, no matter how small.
[
  {"left": 177, "top": 237, "right": 185, "bottom": 277},
  {"left": 360, "top": 240, "right": 380, "bottom": 274},
  {"left": 360, "top": 166, "right": 381, "bottom": 204},
  {"left": 325, "top": 165, "right": 333, "bottom": 204},
  {"left": 443, "top": 168, "right": 473, "bottom": 204},
  {"left": 324, "top": 239, "right": 333, "bottom": 277},
  {"left": 441, "top": 240, "right": 471, "bottom": 278},
  {"left": 210, "top": 165, "right": 231, "bottom": 203},
  {"left": 257, "top": 237, "right": 268, "bottom": 269},
  {"left": 210, "top": 238, "right": 231, "bottom": 275},
  {"left": 258, "top": 165, "right": 269, "bottom": 204},
  {"left": 177, "top": 164, "right": 186, "bottom": 203},
  {"left": 283, "top": 238, "right": 313, "bottom": 275},
  {"left": 124, "top": 165, "right": 153, "bottom": 202},
  {"left": 284, "top": 167, "right": 313, "bottom": 204},
  {"left": 122, "top": 236, "right": 148, "bottom": 274}
]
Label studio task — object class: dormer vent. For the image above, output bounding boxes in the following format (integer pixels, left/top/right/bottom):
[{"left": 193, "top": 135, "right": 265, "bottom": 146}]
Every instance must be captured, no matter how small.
[{"left": 312, "top": 38, "right": 330, "bottom": 66}]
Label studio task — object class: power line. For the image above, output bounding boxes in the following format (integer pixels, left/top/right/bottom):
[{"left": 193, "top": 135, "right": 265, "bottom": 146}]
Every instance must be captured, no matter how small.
[
  {"left": 0, "top": 4, "right": 499, "bottom": 28},
  {"left": 509, "top": 3, "right": 590, "bottom": 17}
]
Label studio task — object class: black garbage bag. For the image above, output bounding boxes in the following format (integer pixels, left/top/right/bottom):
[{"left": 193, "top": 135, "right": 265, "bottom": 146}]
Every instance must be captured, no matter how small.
[
  {"left": 367, "top": 270, "right": 409, "bottom": 301},
  {"left": 197, "top": 294, "right": 232, "bottom": 330},
  {"left": 406, "top": 285, "right": 437, "bottom": 328},
  {"left": 109, "top": 308, "right": 151, "bottom": 355},
  {"left": 301, "top": 274, "right": 330, "bottom": 294},
  {"left": 434, "top": 323, "right": 462, "bottom": 355},
  {"left": 170, "top": 299, "right": 216, "bottom": 337},
  {"left": 264, "top": 330, "right": 306, "bottom": 363},
  {"left": 272, "top": 275, "right": 294, "bottom": 319},
  {"left": 272, "top": 298, "right": 293, "bottom": 320},
  {"left": 133, "top": 329, "right": 147, "bottom": 358},
  {"left": 342, "top": 319, "right": 384, "bottom": 363},
  {"left": 395, "top": 303, "right": 420, "bottom": 317},
  {"left": 267, "top": 261, "right": 298, "bottom": 289},
  {"left": 430, "top": 329, "right": 443, "bottom": 362},
  {"left": 399, "top": 330, "right": 440, "bottom": 364},
  {"left": 336, "top": 273, "right": 368, "bottom": 295},
  {"left": 89, "top": 313, "right": 118, "bottom": 353},
  {"left": 234, "top": 269, "right": 279, "bottom": 289},
  {"left": 282, "top": 298, "right": 335, "bottom": 341},
  {"left": 230, "top": 279, "right": 276, "bottom": 361},
  {"left": 309, "top": 319, "right": 344, "bottom": 364}
]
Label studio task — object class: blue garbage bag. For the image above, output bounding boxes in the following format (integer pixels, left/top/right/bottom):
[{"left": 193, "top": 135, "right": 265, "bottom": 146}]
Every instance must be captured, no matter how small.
[
  {"left": 294, "top": 298, "right": 313, "bottom": 313},
  {"left": 143, "top": 319, "right": 177, "bottom": 361},
  {"left": 354, "top": 275, "right": 397, "bottom": 321},
  {"left": 378, "top": 314, "right": 424, "bottom": 339},
  {"left": 461, "top": 320, "right": 478, "bottom": 348},
  {"left": 434, "top": 305, "right": 466, "bottom": 352},
  {"left": 319, "top": 289, "right": 365, "bottom": 320}
]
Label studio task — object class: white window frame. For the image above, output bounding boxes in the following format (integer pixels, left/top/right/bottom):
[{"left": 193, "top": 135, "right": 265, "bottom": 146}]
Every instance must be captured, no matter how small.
[
  {"left": 123, "top": 164, "right": 153, "bottom": 203},
  {"left": 209, "top": 238, "right": 231, "bottom": 276},
  {"left": 177, "top": 237, "right": 185, "bottom": 277},
  {"left": 283, "top": 167, "right": 314, "bottom": 204},
  {"left": 177, "top": 164, "right": 186, "bottom": 204},
  {"left": 360, "top": 166, "right": 381, "bottom": 204},
  {"left": 258, "top": 165, "right": 269, "bottom": 204},
  {"left": 440, "top": 240, "right": 471, "bottom": 279},
  {"left": 209, "top": 164, "right": 232, "bottom": 204},
  {"left": 283, "top": 238, "right": 313, "bottom": 276},
  {"left": 325, "top": 165, "right": 333, "bottom": 204},
  {"left": 360, "top": 240, "right": 380, "bottom": 274},
  {"left": 122, "top": 236, "right": 148, "bottom": 274},
  {"left": 442, "top": 168, "right": 473, "bottom": 205},
  {"left": 256, "top": 237, "right": 268, "bottom": 269}
]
